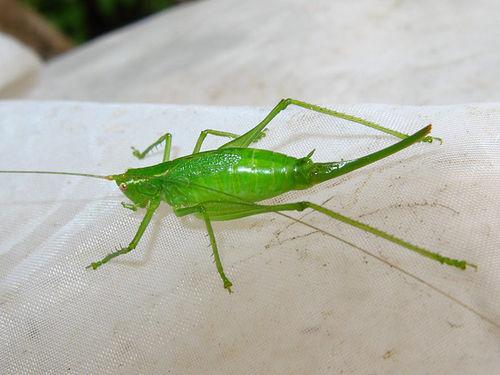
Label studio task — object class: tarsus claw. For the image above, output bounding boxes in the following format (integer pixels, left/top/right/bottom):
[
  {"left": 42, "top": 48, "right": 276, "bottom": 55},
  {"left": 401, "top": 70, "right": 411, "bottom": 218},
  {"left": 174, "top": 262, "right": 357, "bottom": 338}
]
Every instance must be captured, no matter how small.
[
  {"left": 422, "top": 135, "right": 443, "bottom": 145},
  {"left": 131, "top": 147, "right": 143, "bottom": 159},
  {"left": 224, "top": 279, "right": 233, "bottom": 293},
  {"left": 86, "top": 262, "right": 100, "bottom": 270}
]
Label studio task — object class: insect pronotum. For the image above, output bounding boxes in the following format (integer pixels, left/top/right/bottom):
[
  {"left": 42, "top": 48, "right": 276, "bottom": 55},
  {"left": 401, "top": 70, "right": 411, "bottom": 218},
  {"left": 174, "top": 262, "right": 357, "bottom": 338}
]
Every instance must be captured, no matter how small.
[{"left": 0, "top": 98, "right": 476, "bottom": 292}]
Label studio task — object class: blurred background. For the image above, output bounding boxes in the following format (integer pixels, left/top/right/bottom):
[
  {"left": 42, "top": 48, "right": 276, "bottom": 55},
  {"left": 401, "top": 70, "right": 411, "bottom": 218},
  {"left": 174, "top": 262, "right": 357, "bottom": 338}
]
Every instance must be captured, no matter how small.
[
  {"left": 0, "top": 0, "right": 499, "bottom": 105},
  {"left": 1, "top": 0, "right": 188, "bottom": 58}
]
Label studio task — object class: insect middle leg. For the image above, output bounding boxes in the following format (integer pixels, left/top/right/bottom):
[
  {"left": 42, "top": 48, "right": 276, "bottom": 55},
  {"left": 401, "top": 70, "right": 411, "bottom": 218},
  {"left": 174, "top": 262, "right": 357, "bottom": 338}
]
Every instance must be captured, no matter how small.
[
  {"left": 87, "top": 199, "right": 160, "bottom": 269},
  {"left": 192, "top": 129, "right": 266, "bottom": 154},
  {"left": 220, "top": 98, "right": 440, "bottom": 149},
  {"left": 131, "top": 133, "right": 172, "bottom": 162},
  {"left": 175, "top": 205, "right": 233, "bottom": 292}
]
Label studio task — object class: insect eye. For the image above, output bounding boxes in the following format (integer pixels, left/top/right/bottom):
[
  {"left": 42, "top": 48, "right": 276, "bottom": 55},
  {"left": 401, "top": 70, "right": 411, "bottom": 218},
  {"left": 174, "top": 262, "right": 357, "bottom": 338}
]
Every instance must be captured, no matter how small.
[{"left": 119, "top": 183, "right": 128, "bottom": 191}]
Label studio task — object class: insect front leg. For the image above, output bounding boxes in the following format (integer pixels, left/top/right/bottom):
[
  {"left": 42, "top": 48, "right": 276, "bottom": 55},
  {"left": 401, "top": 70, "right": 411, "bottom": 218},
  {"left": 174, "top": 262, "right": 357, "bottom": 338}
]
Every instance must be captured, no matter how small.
[
  {"left": 192, "top": 129, "right": 266, "bottom": 154},
  {"left": 87, "top": 199, "right": 160, "bottom": 270},
  {"left": 131, "top": 133, "right": 172, "bottom": 162},
  {"left": 175, "top": 205, "right": 233, "bottom": 292}
]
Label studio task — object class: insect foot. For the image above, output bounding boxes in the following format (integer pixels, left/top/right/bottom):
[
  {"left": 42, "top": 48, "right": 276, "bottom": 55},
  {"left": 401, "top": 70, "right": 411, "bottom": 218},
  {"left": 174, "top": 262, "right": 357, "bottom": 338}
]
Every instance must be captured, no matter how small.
[
  {"left": 421, "top": 132, "right": 443, "bottom": 144},
  {"left": 86, "top": 245, "right": 135, "bottom": 270},
  {"left": 223, "top": 279, "right": 233, "bottom": 293},
  {"left": 131, "top": 146, "right": 144, "bottom": 159},
  {"left": 86, "top": 261, "right": 103, "bottom": 270}
]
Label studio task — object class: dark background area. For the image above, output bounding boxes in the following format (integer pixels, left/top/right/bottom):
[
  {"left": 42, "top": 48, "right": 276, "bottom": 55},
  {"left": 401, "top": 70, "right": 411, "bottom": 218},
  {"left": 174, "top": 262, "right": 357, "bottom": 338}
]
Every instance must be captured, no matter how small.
[
  {"left": 0, "top": 0, "right": 189, "bottom": 59},
  {"left": 23, "top": 0, "right": 181, "bottom": 43}
]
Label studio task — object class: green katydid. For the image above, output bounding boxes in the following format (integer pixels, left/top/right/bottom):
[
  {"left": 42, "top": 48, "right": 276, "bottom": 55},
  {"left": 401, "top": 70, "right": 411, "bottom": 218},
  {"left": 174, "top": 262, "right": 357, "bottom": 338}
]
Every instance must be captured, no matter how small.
[{"left": 0, "top": 98, "right": 476, "bottom": 293}]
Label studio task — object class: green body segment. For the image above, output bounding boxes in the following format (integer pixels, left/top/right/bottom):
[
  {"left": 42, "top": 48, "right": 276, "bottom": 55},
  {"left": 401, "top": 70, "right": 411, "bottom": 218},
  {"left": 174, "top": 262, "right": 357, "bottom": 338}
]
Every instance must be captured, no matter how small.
[
  {"left": 164, "top": 148, "right": 313, "bottom": 206},
  {"left": 115, "top": 148, "right": 315, "bottom": 212},
  {"left": 115, "top": 126, "right": 434, "bottom": 219}
]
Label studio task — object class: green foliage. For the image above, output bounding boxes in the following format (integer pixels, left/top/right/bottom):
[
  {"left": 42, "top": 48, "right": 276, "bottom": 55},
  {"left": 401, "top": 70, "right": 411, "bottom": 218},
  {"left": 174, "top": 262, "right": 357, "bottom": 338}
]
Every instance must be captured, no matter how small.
[{"left": 22, "top": 0, "right": 177, "bottom": 43}]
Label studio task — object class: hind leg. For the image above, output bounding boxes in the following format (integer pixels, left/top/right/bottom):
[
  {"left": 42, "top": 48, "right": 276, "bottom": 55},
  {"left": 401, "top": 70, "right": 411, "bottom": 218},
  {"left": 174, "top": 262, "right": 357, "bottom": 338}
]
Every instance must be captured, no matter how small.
[
  {"left": 177, "top": 200, "right": 475, "bottom": 273},
  {"left": 220, "top": 98, "right": 440, "bottom": 149}
]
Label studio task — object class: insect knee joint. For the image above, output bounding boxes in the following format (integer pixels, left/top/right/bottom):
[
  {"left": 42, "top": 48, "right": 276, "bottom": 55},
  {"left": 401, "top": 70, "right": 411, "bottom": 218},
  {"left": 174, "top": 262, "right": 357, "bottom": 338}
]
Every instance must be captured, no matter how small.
[{"left": 297, "top": 201, "right": 309, "bottom": 211}]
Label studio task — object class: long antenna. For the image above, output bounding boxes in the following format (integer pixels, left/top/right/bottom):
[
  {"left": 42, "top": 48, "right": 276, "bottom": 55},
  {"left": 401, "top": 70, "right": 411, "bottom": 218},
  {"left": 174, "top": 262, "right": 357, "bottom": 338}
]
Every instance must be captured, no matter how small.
[{"left": 0, "top": 170, "right": 113, "bottom": 180}]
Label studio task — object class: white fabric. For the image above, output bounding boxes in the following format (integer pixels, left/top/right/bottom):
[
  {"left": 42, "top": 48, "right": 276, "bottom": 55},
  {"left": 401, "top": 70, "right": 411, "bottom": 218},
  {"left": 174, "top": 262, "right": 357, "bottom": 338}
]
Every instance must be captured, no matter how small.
[
  {"left": 1, "top": 101, "right": 499, "bottom": 373},
  {"left": 21, "top": 0, "right": 500, "bottom": 105},
  {"left": 0, "top": 33, "right": 40, "bottom": 94}
]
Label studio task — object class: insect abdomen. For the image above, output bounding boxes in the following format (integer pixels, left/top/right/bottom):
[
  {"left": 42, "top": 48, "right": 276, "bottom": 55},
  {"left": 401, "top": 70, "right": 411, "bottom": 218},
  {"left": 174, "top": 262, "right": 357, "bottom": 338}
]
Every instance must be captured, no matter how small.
[{"left": 165, "top": 148, "right": 313, "bottom": 206}]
